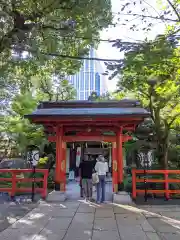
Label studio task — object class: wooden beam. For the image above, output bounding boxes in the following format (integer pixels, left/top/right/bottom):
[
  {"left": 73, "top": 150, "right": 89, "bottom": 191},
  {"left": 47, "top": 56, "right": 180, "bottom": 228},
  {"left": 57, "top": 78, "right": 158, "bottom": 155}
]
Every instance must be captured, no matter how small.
[
  {"left": 49, "top": 134, "right": 132, "bottom": 143},
  {"left": 63, "top": 126, "right": 118, "bottom": 132},
  {"left": 48, "top": 136, "right": 56, "bottom": 142},
  {"left": 62, "top": 135, "right": 116, "bottom": 142},
  {"left": 32, "top": 117, "right": 144, "bottom": 123},
  {"left": 122, "top": 135, "right": 132, "bottom": 142}
]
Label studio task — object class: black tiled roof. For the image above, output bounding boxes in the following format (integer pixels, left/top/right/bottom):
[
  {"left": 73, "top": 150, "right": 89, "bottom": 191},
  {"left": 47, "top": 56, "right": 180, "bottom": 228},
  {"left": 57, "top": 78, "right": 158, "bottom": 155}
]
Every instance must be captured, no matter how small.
[
  {"left": 25, "top": 107, "right": 150, "bottom": 118},
  {"left": 37, "top": 99, "right": 141, "bottom": 109}
]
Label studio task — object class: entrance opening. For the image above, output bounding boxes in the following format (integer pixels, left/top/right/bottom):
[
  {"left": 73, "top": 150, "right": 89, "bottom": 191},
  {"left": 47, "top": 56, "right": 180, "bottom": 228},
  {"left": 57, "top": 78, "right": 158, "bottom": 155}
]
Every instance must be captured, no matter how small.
[{"left": 65, "top": 141, "right": 113, "bottom": 201}]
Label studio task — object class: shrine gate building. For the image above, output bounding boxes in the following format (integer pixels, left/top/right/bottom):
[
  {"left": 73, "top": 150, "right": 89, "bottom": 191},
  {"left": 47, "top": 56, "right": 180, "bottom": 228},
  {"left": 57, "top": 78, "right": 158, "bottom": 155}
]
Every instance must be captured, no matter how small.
[{"left": 25, "top": 100, "right": 150, "bottom": 193}]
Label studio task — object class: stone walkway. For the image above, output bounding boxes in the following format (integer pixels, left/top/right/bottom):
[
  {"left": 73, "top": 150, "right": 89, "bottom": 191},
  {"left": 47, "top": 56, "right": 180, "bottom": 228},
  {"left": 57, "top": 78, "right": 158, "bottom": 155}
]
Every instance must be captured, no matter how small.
[
  {"left": 0, "top": 200, "right": 180, "bottom": 240},
  {"left": 0, "top": 202, "right": 37, "bottom": 233}
]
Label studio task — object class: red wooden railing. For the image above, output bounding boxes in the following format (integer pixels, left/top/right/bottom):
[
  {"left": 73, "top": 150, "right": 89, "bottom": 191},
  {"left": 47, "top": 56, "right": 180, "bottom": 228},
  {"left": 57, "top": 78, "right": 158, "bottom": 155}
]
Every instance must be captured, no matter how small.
[
  {"left": 0, "top": 169, "right": 48, "bottom": 199},
  {"left": 132, "top": 169, "right": 180, "bottom": 200}
]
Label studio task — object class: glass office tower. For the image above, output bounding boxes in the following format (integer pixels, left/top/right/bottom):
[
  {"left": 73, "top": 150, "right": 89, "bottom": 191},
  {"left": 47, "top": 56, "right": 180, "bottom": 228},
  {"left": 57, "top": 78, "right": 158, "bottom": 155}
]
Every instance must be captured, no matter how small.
[{"left": 67, "top": 48, "right": 107, "bottom": 100}]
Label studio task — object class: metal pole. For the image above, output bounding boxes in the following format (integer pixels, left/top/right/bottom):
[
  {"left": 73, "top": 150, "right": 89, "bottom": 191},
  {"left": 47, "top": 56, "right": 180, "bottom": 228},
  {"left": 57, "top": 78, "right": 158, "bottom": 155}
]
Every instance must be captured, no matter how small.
[
  {"left": 144, "top": 153, "right": 148, "bottom": 202},
  {"left": 31, "top": 166, "right": 36, "bottom": 202}
]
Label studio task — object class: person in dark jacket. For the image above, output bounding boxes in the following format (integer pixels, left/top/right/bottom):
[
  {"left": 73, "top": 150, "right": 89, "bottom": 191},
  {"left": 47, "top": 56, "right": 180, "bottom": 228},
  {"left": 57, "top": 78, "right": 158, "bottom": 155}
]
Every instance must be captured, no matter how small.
[{"left": 79, "top": 154, "right": 94, "bottom": 201}]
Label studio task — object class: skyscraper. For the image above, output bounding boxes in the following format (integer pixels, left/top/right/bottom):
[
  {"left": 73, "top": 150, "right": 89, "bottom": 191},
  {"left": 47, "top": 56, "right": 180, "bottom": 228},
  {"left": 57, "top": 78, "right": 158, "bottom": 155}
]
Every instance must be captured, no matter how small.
[{"left": 67, "top": 48, "right": 107, "bottom": 100}]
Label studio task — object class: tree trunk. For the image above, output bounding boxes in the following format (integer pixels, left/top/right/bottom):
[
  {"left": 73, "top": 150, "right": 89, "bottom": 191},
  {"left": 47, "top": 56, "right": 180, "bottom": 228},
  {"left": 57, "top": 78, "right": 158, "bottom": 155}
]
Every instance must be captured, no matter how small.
[{"left": 157, "top": 134, "right": 169, "bottom": 169}]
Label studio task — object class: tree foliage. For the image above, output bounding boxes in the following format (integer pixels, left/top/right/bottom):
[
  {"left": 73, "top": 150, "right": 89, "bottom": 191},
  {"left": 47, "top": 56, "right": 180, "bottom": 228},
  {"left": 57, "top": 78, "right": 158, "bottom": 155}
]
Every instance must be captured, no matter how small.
[
  {"left": 0, "top": 0, "right": 112, "bottom": 61},
  {"left": 1, "top": 92, "right": 45, "bottom": 153},
  {"left": 1, "top": 76, "right": 77, "bottom": 154},
  {"left": 115, "top": 35, "right": 180, "bottom": 168},
  {"left": 103, "top": 0, "right": 180, "bottom": 78},
  {"left": 0, "top": 0, "right": 112, "bottom": 112}
]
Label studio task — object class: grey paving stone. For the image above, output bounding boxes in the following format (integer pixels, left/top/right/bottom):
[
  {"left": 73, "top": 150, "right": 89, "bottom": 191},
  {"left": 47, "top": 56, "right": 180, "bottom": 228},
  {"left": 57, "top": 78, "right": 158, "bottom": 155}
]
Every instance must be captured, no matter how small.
[
  {"left": 70, "top": 222, "right": 93, "bottom": 230},
  {"left": 97, "top": 203, "right": 114, "bottom": 209},
  {"left": 73, "top": 213, "right": 94, "bottom": 223},
  {"left": 145, "top": 232, "right": 162, "bottom": 240},
  {"left": 159, "top": 211, "right": 180, "bottom": 219},
  {"left": 35, "top": 229, "right": 66, "bottom": 240},
  {"left": 0, "top": 203, "right": 37, "bottom": 233},
  {"left": 157, "top": 225, "right": 178, "bottom": 233},
  {"left": 147, "top": 217, "right": 178, "bottom": 233},
  {"left": 141, "top": 220, "right": 156, "bottom": 232},
  {"left": 116, "top": 213, "right": 146, "bottom": 226},
  {"left": 64, "top": 228, "right": 92, "bottom": 240},
  {"left": 28, "top": 206, "right": 52, "bottom": 216},
  {"left": 52, "top": 201, "right": 80, "bottom": 210},
  {"left": 50, "top": 208, "right": 76, "bottom": 217},
  {"left": 159, "top": 232, "right": 180, "bottom": 240},
  {"left": 143, "top": 212, "right": 160, "bottom": 218},
  {"left": 94, "top": 218, "right": 117, "bottom": 231},
  {"left": 0, "top": 228, "right": 39, "bottom": 240},
  {"left": 113, "top": 206, "right": 134, "bottom": 214},
  {"left": 44, "top": 217, "right": 71, "bottom": 231},
  {"left": 10, "top": 215, "right": 49, "bottom": 231},
  {"left": 95, "top": 209, "right": 114, "bottom": 218},
  {"left": 77, "top": 205, "right": 96, "bottom": 213},
  {"left": 92, "top": 230, "right": 120, "bottom": 240},
  {"left": 0, "top": 219, "right": 13, "bottom": 232},
  {"left": 118, "top": 224, "right": 143, "bottom": 232},
  {"left": 119, "top": 226, "right": 148, "bottom": 240}
]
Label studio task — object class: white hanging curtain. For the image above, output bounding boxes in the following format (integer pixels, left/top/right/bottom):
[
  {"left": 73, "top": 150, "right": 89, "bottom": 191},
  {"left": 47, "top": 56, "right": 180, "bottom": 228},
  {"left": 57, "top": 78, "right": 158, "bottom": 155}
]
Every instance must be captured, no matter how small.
[{"left": 76, "top": 146, "right": 81, "bottom": 167}]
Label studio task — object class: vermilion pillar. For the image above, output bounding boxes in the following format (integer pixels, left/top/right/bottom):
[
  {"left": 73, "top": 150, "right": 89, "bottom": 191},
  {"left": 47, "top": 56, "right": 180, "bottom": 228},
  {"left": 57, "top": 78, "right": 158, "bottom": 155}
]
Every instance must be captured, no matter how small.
[
  {"left": 61, "top": 141, "right": 66, "bottom": 191},
  {"left": 112, "top": 141, "right": 118, "bottom": 193},
  {"left": 117, "top": 128, "right": 123, "bottom": 189},
  {"left": 55, "top": 126, "right": 66, "bottom": 191}
]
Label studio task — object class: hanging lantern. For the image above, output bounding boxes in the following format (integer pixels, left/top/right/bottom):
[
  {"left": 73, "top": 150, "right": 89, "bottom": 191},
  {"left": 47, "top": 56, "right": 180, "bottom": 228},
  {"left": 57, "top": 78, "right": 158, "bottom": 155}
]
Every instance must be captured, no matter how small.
[
  {"left": 72, "top": 143, "right": 75, "bottom": 149},
  {"left": 101, "top": 142, "right": 104, "bottom": 149},
  {"left": 85, "top": 142, "right": 88, "bottom": 148}
]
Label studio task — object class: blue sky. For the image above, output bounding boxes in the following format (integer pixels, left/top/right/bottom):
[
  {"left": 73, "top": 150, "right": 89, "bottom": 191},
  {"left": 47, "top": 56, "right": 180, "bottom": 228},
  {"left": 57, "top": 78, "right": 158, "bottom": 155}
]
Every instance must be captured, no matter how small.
[{"left": 97, "top": 0, "right": 166, "bottom": 91}]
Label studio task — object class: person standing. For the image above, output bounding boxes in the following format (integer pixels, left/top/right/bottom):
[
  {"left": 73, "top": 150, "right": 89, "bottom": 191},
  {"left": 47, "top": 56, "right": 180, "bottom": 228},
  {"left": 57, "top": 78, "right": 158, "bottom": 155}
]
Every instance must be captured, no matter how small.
[
  {"left": 95, "top": 155, "right": 108, "bottom": 203},
  {"left": 79, "top": 154, "right": 94, "bottom": 201}
]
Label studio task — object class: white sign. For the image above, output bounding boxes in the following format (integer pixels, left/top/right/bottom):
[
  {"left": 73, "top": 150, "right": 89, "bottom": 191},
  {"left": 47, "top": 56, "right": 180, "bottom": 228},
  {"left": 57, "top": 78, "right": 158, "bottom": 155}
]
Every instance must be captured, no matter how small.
[
  {"left": 69, "top": 170, "right": 75, "bottom": 180},
  {"left": 27, "top": 150, "right": 39, "bottom": 167},
  {"left": 32, "top": 150, "right": 39, "bottom": 166},
  {"left": 138, "top": 151, "right": 153, "bottom": 168}
]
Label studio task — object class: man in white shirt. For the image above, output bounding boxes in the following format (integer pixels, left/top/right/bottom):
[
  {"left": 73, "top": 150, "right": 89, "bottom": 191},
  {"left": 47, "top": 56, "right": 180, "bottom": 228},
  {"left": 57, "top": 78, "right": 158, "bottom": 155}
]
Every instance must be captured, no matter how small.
[{"left": 95, "top": 155, "right": 108, "bottom": 203}]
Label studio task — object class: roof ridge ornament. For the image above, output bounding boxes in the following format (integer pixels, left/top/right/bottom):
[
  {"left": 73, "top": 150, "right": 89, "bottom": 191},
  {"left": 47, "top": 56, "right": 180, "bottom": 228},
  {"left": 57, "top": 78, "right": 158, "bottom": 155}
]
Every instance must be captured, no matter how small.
[{"left": 88, "top": 91, "right": 99, "bottom": 101}]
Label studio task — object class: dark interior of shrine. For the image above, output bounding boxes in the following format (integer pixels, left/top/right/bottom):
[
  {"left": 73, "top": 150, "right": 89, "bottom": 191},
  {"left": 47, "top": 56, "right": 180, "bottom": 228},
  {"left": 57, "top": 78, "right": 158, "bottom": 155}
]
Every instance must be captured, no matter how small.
[{"left": 44, "top": 141, "right": 112, "bottom": 177}]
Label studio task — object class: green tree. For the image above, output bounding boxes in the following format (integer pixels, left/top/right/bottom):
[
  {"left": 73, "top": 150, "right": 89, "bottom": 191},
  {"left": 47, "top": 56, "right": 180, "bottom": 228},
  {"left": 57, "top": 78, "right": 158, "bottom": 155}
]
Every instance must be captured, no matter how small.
[
  {"left": 1, "top": 75, "right": 77, "bottom": 153},
  {"left": 0, "top": 0, "right": 112, "bottom": 59},
  {"left": 33, "top": 75, "right": 77, "bottom": 101},
  {"left": 103, "top": 0, "right": 180, "bottom": 79},
  {"left": 1, "top": 92, "right": 45, "bottom": 153},
  {"left": 0, "top": 0, "right": 112, "bottom": 111},
  {"left": 115, "top": 36, "right": 180, "bottom": 168}
]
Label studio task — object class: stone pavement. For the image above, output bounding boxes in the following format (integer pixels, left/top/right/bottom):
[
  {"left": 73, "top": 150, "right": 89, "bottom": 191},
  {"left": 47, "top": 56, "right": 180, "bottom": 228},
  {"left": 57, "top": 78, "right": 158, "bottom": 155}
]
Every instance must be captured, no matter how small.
[
  {"left": 0, "top": 200, "right": 180, "bottom": 240},
  {"left": 0, "top": 202, "right": 37, "bottom": 233}
]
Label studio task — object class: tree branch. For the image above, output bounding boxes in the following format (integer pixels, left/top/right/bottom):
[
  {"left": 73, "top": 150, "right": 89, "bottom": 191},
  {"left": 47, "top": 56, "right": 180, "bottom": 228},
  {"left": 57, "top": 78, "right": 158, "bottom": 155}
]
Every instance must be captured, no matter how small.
[
  {"left": 39, "top": 79, "right": 53, "bottom": 101},
  {"left": 120, "top": 13, "right": 179, "bottom": 23},
  {"left": 13, "top": 46, "right": 122, "bottom": 62},
  {"left": 168, "top": 112, "right": 180, "bottom": 127},
  {"left": 166, "top": 0, "right": 180, "bottom": 22}
]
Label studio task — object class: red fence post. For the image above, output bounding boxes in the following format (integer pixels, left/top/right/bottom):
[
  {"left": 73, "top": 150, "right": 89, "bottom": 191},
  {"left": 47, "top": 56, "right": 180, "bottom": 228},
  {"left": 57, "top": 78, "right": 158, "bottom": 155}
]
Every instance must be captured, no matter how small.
[
  {"left": 42, "top": 170, "right": 48, "bottom": 199},
  {"left": 11, "top": 171, "right": 16, "bottom": 197},
  {"left": 132, "top": 168, "right": 137, "bottom": 200},
  {"left": 164, "top": 170, "right": 170, "bottom": 200}
]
